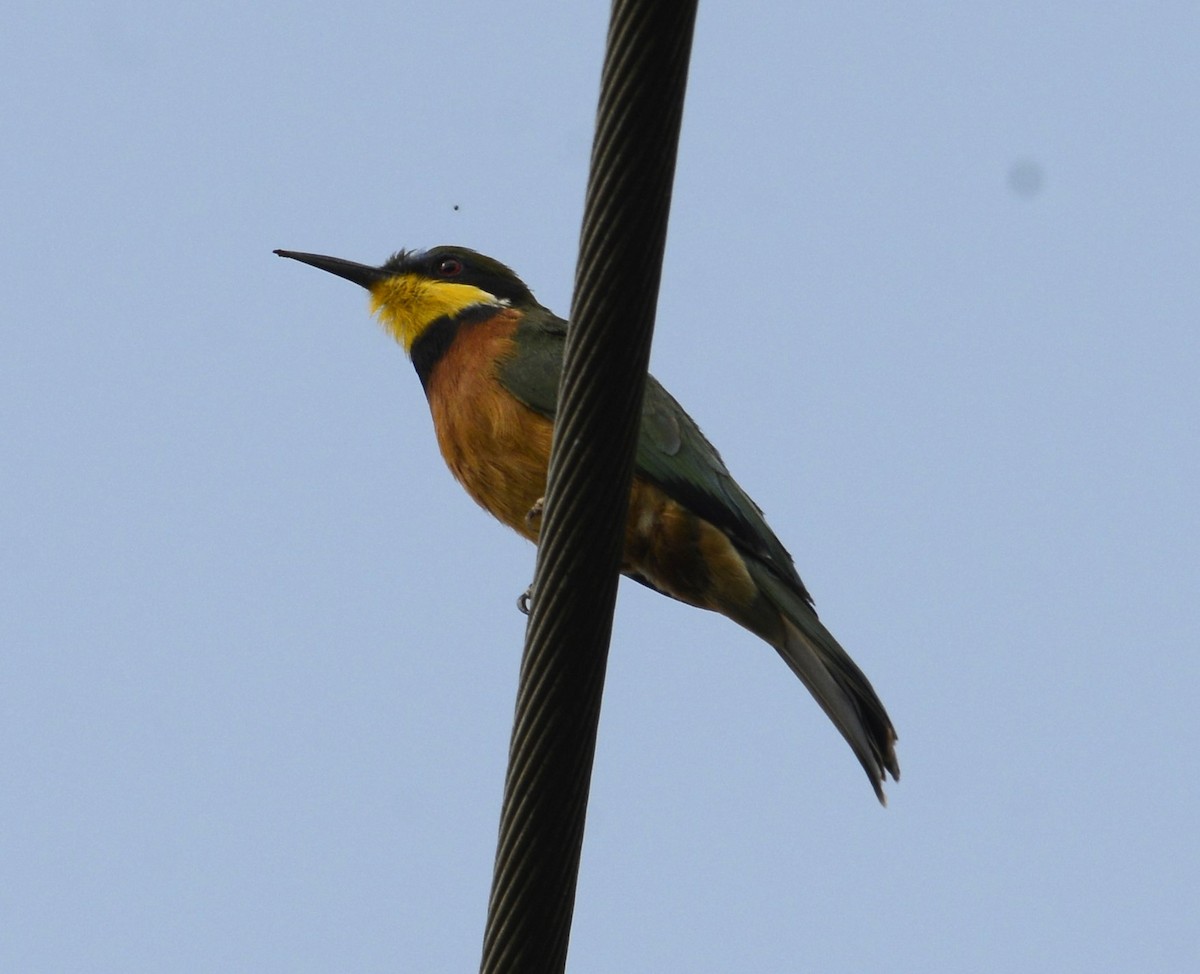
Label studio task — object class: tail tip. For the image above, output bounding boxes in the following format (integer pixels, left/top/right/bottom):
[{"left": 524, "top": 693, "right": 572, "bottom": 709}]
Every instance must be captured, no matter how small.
[{"left": 868, "top": 732, "right": 900, "bottom": 806}]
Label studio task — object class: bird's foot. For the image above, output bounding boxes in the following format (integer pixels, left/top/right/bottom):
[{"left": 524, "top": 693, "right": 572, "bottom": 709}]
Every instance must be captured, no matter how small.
[
  {"left": 517, "top": 497, "right": 546, "bottom": 612},
  {"left": 524, "top": 496, "right": 545, "bottom": 532}
]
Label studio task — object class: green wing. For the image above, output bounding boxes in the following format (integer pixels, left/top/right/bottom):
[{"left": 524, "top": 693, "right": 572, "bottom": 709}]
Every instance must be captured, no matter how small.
[{"left": 498, "top": 308, "right": 810, "bottom": 600}]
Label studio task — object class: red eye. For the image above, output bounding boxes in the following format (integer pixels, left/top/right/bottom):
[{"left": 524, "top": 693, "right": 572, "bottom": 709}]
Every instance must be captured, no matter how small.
[{"left": 437, "top": 257, "right": 463, "bottom": 276}]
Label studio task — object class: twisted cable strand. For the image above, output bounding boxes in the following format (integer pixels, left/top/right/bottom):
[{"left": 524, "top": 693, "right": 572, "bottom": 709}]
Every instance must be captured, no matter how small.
[{"left": 479, "top": 1, "right": 699, "bottom": 971}]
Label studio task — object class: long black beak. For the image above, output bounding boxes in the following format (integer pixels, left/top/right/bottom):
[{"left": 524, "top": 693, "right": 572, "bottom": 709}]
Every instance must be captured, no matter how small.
[{"left": 274, "top": 250, "right": 388, "bottom": 290}]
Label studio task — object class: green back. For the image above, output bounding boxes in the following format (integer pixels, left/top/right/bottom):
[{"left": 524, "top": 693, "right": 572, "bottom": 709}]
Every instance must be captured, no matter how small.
[{"left": 498, "top": 307, "right": 810, "bottom": 601}]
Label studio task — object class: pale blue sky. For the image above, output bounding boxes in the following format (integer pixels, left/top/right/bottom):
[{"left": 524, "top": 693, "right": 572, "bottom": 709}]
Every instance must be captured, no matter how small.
[{"left": 3, "top": 2, "right": 1197, "bottom": 971}]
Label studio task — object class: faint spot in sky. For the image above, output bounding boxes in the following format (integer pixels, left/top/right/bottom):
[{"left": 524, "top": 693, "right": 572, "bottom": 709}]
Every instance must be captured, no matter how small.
[{"left": 1008, "top": 159, "right": 1045, "bottom": 198}]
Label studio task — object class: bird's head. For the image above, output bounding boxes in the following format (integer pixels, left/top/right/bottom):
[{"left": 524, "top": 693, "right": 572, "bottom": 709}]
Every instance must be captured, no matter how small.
[{"left": 274, "top": 246, "right": 534, "bottom": 353}]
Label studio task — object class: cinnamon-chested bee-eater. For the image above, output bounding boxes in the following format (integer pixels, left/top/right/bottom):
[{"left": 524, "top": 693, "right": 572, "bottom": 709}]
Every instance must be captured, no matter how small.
[{"left": 275, "top": 245, "right": 899, "bottom": 802}]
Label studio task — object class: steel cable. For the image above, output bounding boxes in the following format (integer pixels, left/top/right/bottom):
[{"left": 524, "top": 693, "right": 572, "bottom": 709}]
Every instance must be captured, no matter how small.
[{"left": 479, "top": 1, "right": 699, "bottom": 971}]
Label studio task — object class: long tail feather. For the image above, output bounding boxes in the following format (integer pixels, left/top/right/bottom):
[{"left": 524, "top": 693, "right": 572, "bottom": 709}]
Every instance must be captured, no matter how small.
[{"left": 747, "top": 561, "right": 899, "bottom": 804}]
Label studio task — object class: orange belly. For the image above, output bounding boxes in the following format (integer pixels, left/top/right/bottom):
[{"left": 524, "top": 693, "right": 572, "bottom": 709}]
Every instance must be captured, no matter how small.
[
  {"left": 623, "top": 478, "right": 758, "bottom": 615},
  {"left": 425, "top": 313, "right": 757, "bottom": 618},
  {"left": 424, "top": 310, "right": 552, "bottom": 541}
]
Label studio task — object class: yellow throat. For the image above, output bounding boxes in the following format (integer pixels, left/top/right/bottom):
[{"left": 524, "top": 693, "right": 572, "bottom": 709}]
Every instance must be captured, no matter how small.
[{"left": 369, "top": 273, "right": 504, "bottom": 353}]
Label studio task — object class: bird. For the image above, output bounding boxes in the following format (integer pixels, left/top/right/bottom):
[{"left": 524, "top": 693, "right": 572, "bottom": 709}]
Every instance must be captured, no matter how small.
[{"left": 275, "top": 245, "right": 899, "bottom": 803}]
